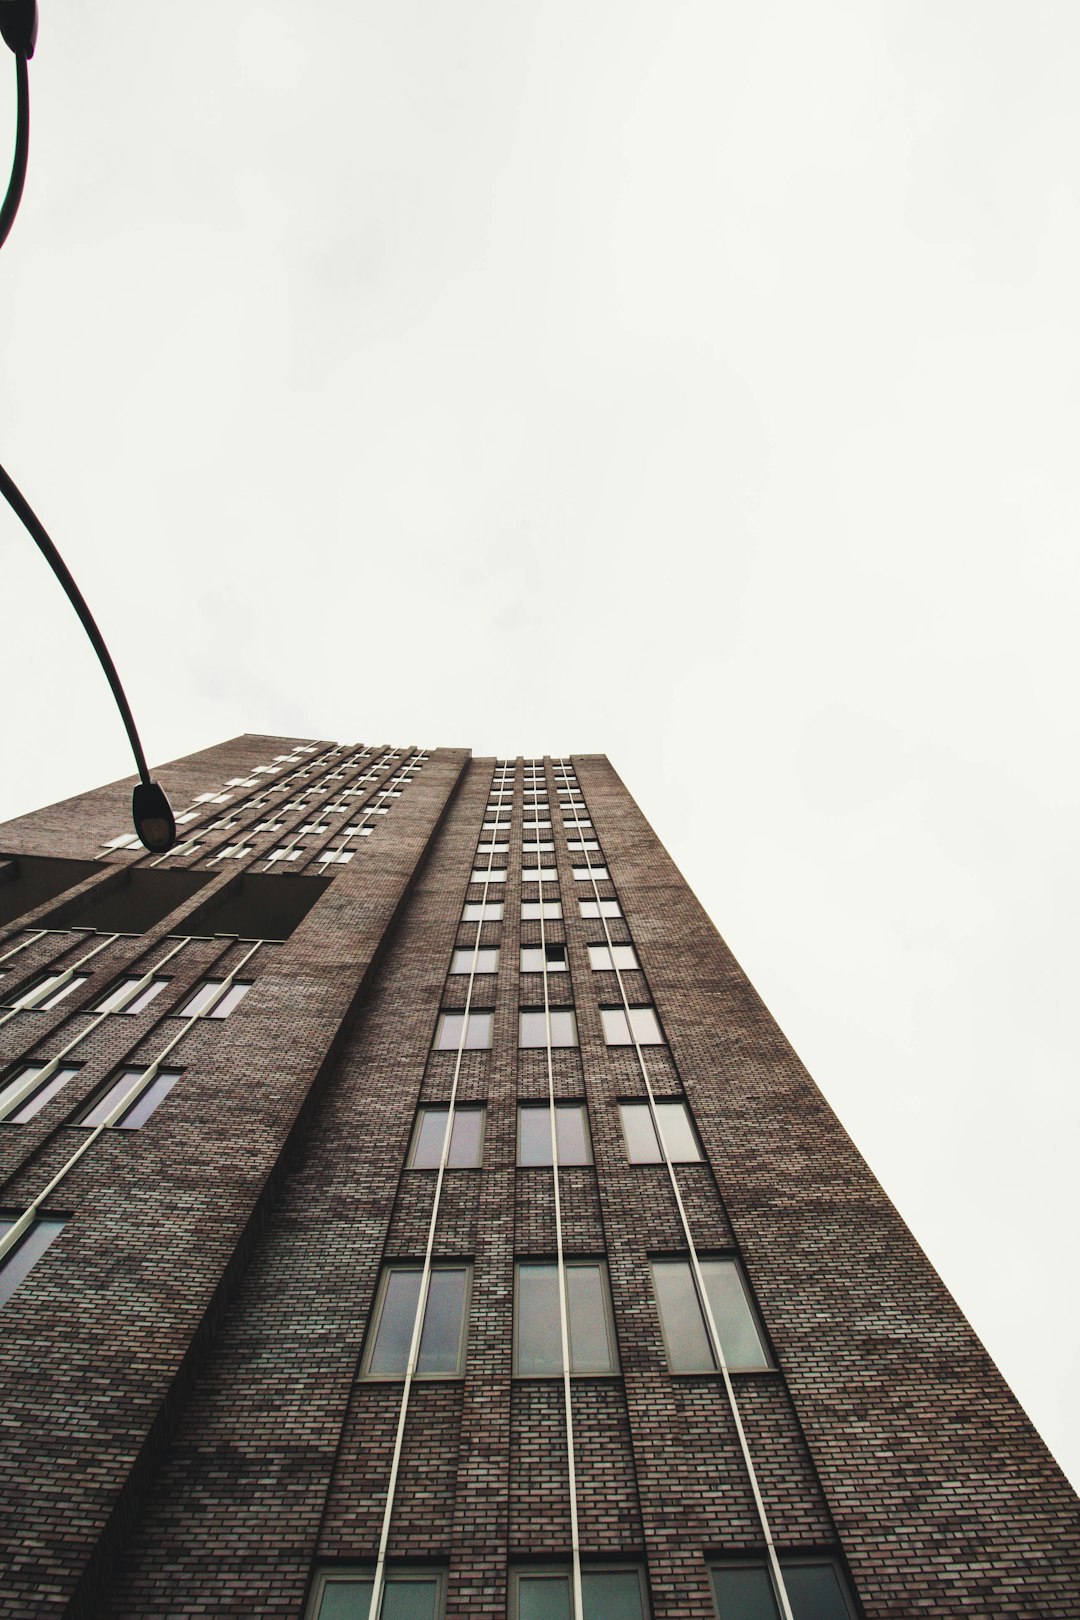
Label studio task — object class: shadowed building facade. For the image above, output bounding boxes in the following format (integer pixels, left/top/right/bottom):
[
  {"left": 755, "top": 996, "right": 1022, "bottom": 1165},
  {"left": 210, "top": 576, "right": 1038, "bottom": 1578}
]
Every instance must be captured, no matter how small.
[{"left": 0, "top": 735, "right": 1077, "bottom": 1620}]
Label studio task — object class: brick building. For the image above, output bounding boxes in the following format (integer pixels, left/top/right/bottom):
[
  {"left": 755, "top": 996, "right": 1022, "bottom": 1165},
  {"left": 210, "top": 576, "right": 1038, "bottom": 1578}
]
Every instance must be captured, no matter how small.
[{"left": 0, "top": 735, "right": 1077, "bottom": 1620}]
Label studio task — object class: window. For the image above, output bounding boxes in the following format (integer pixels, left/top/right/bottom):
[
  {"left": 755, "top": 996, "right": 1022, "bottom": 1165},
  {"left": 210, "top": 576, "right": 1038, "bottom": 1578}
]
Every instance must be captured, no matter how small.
[
  {"left": 651, "top": 1257, "right": 770, "bottom": 1372},
  {"left": 79, "top": 1067, "right": 182, "bottom": 1130},
  {"left": 710, "top": 1560, "right": 856, "bottom": 1620},
  {"left": 177, "top": 980, "right": 252, "bottom": 1019},
  {"left": 318, "top": 850, "right": 354, "bottom": 865},
  {"left": 471, "top": 868, "right": 506, "bottom": 884},
  {"left": 5, "top": 973, "right": 88, "bottom": 1012},
  {"left": 268, "top": 846, "right": 304, "bottom": 862},
  {"left": 449, "top": 947, "right": 500, "bottom": 975},
  {"left": 341, "top": 825, "right": 373, "bottom": 837},
  {"left": 93, "top": 977, "right": 168, "bottom": 1016},
  {"left": 308, "top": 1569, "right": 446, "bottom": 1620},
  {"left": 521, "top": 841, "right": 554, "bottom": 854},
  {"left": 254, "top": 821, "right": 285, "bottom": 833},
  {"left": 573, "top": 866, "right": 608, "bottom": 881},
  {"left": 521, "top": 901, "right": 561, "bottom": 920},
  {"left": 514, "top": 1261, "right": 618, "bottom": 1375},
  {"left": 520, "top": 945, "right": 567, "bottom": 973},
  {"left": 511, "top": 1567, "right": 648, "bottom": 1619},
  {"left": 519, "top": 1009, "right": 578, "bottom": 1048},
  {"left": 477, "top": 841, "right": 509, "bottom": 855},
  {"left": 601, "top": 1006, "right": 664, "bottom": 1046},
  {"left": 564, "top": 819, "right": 592, "bottom": 832},
  {"left": 620, "top": 1102, "right": 701, "bottom": 1163},
  {"left": 361, "top": 1265, "right": 470, "bottom": 1378},
  {"left": 517, "top": 1103, "right": 591, "bottom": 1166},
  {"left": 462, "top": 902, "right": 503, "bottom": 923},
  {"left": 103, "top": 833, "right": 141, "bottom": 850},
  {"left": 521, "top": 867, "right": 558, "bottom": 884},
  {"left": 523, "top": 820, "right": 552, "bottom": 832},
  {"left": 568, "top": 839, "right": 599, "bottom": 853},
  {"left": 579, "top": 899, "right": 619, "bottom": 919},
  {"left": 408, "top": 1106, "right": 485, "bottom": 1168},
  {"left": 218, "top": 844, "right": 253, "bottom": 860},
  {"left": 0, "top": 1063, "right": 81, "bottom": 1124},
  {"left": 588, "top": 944, "right": 639, "bottom": 972},
  {"left": 434, "top": 1011, "right": 493, "bottom": 1050},
  {"left": 0, "top": 1216, "right": 67, "bottom": 1307}
]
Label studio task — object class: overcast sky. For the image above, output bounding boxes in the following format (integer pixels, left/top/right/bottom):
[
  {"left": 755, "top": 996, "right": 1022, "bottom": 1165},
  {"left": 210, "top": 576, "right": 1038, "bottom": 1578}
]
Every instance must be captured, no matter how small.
[{"left": 2, "top": 2, "right": 1078, "bottom": 1487}]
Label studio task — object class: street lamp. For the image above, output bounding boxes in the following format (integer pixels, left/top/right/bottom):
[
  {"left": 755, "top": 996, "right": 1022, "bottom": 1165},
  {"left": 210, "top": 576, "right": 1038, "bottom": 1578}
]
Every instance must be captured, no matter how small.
[{"left": 1, "top": 1, "right": 177, "bottom": 853}]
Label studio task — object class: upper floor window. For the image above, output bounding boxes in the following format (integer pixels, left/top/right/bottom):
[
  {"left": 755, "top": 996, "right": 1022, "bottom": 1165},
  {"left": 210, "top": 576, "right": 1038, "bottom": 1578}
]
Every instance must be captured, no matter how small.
[
  {"left": 568, "top": 839, "right": 599, "bottom": 853},
  {"left": 308, "top": 1570, "right": 446, "bottom": 1620},
  {"left": 521, "top": 901, "right": 562, "bottom": 921},
  {"left": 461, "top": 901, "right": 503, "bottom": 923},
  {"left": 522, "top": 841, "right": 554, "bottom": 855},
  {"left": 434, "top": 1011, "right": 493, "bottom": 1050},
  {"left": 520, "top": 944, "right": 567, "bottom": 973},
  {"left": 601, "top": 1006, "right": 664, "bottom": 1046},
  {"left": 408, "top": 1106, "right": 485, "bottom": 1168},
  {"left": 510, "top": 1567, "right": 648, "bottom": 1619},
  {"left": 519, "top": 1009, "right": 578, "bottom": 1048},
  {"left": 579, "top": 899, "right": 619, "bottom": 919},
  {"left": 93, "top": 977, "right": 169, "bottom": 1016},
  {"left": 471, "top": 868, "right": 506, "bottom": 884},
  {"left": 573, "top": 866, "right": 609, "bottom": 881},
  {"left": 0, "top": 1215, "right": 67, "bottom": 1307},
  {"left": 449, "top": 946, "right": 500, "bottom": 975},
  {"left": 0, "top": 1062, "right": 81, "bottom": 1124},
  {"left": 514, "top": 1260, "right": 618, "bottom": 1375},
  {"left": 710, "top": 1560, "right": 856, "bottom": 1620},
  {"left": 517, "top": 1103, "right": 591, "bottom": 1166},
  {"left": 177, "top": 980, "right": 252, "bottom": 1019},
  {"left": 361, "top": 1265, "right": 470, "bottom": 1378},
  {"left": 521, "top": 867, "right": 558, "bottom": 884},
  {"left": 651, "top": 1256, "right": 770, "bottom": 1372},
  {"left": 4, "top": 973, "right": 87, "bottom": 1012},
  {"left": 79, "top": 1066, "right": 182, "bottom": 1130},
  {"left": 588, "top": 944, "right": 639, "bottom": 972},
  {"left": 620, "top": 1101, "right": 701, "bottom": 1163},
  {"left": 477, "top": 841, "right": 509, "bottom": 856},
  {"left": 522, "top": 820, "right": 552, "bottom": 832}
]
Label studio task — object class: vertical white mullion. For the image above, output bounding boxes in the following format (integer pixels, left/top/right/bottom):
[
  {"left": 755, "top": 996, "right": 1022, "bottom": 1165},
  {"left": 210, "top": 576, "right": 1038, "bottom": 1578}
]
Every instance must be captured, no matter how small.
[{"left": 565, "top": 774, "right": 796, "bottom": 1620}]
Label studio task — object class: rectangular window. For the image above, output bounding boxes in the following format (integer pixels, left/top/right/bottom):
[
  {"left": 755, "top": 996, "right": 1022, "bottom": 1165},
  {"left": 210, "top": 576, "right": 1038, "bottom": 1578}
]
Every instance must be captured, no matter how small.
[
  {"left": 434, "top": 1011, "right": 493, "bottom": 1050},
  {"left": 471, "top": 868, "right": 506, "bottom": 883},
  {"left": 461, "top": 902, "right": 503, "bottom": 923},
  {"left": 564, "top": 819, "right": 592, "bottom": 831},
  {"left": 5, "top": 973, "right": 88, "bottom": 1012},
  {"left": 517, "top": 1103, "right": 591, "bottom": 1166},
  {"left": 0, "top": 1216, "right": 67, "bottom": 1307},
  {"left": 408, "top": 1106, "right": 485, "bottom": 1168},
  {"left": 318, "top": 850, "right": 354, "bottom": 865},
  {"left": 267, "top": 846, "right": 304, "bottom": 862},
  {"left": 522, "top": 841, "right": 554, "bottom": 854},
  {"left": 79, "top": 1067, "right": 182, "bottom": 1130},
  {"left": 520, "top": 944, "right": 567, "bottom": 973},
  {"left": 309, "top": 1570, "right": 446, "bottom": 1620},
  {"left": 710, "top": 1560, "right": 856, "bottom": 1620},
  {"left": 601, "top": 1006, "right": 664, "bottom": 1046},
  {"left": 620, "top": 1102, "right": 701, "bottom": 1163},
  {"left": 361, "top": 1265, "right": 470, "bottom": 1378},
  {"left": 579, "top": 899, "right": 619, "bottom": 919},
  {"left": 568, "top": 839, "right": 600, "bottom": 853},
  {"left": 93, "top": 977, "right": 168, "bottom": 1016},
  {"left": 0, "top": 1062, "right": 81, "bottom": 1124},
  {"left": 573, "top": 865, "right": 609, "bottom": 881},
  {"left": 651, "top": 1257, "right": 770, "bottom": 1372},
  {"left": 588, "top": 944, "right": 639, "bottom": 972},
  {"left": 521, "top": 867, "right": 558, "bottom": 883},
  {"left": 514, "top": 1261, "right": 618, "bottom": 1375},
  {"left": 477, "top": 841, "right": 509, "bottom": 855},
  {"left": 511, "top": 1567, "right": 648, "bottom": 1619},
  {"left": 519, "top": 1009, "right": 578, "bottom": 1048},
  {"left": 449, "top": 946, "right": 500, "bottom": 975},
  {"left": 177, "top": 980, "right": 252, "bottom": 1019},
  {"left": 522, "top": 820, "right": 552, "bottom": 832},
  {"left": 521, "top": 901, "right": 562, "bottom": 920}
]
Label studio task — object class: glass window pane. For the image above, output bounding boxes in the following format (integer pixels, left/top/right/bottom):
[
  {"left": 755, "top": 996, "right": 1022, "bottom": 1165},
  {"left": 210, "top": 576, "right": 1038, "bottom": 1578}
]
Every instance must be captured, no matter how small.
[
  {"left": 179, "top": 981, "right": 222, "bottom": 1018},
  {"left": 8, "top": 1065, "right": 80, "bottom": 1124},
  {"left": 701, "top": 1259, "right": 770, "bottom": 1370},
  {"left": 116, "top": 1071, "right": 179, "bottom": 1129},
  {"left": 450, "top": 948, "right": 499, "bottom": 974},
  {"left": 601, "top": 1008, "right": 631, "bottom": 1044},
  {"left": 548, "top": 1011, "right": 578, "bottom": 1047},
  {"left": 620, "top": 1104, "right": 662, "bottom": 1163},
  {"left": 783, "top": 1564, "right": 853, "bottom": 1620},
  {"left": 368, "top": 1269, "right": 423, "bottom": 1375},
  {"left": 410, "top": 1109, "right": 448, "bottom": 1168},
  {"left": 710, "top": 1567, "right": 779, "bottom": 1620},
  {"left": 567, "top": 1264, "right": 615, "bottom": 1372},
  {"left": 519, "top": 1575, "right": 571, "bottom": 1620},
  {"left": 382, "top": 1579, "right": 439, "bottom": 1620},
  {"left": 520, "top": 947, "right": 546, "bottom": 972},
  {"left": 0, "top": 1216, "right": 66, "bottom": 1307},
  {"left": 448, "top": 1108, "right": 484, "bottom": 1168},
  {"left": 208, "top": 981, "right": 251, "bottom": 1018},
  {"left": 581, "top": 1571, "right": 644, "bottom": 1618},
  {"left": 316, "top": 1577, "right": 373, "bottom": 1620},
  {"left": 464, "top": 1012, "right": 492, "bottom": 1048},
  {"left": 651, "top": 1260, "right": 714, "bottom": 1372},
  {"left": 519, "top": 1011, "right": 548, "bottom": 1048},
  {"left": 81, "top": 1069, "right": 145, "bottom": 1128},
  {"left": 124, "top": 979, "right": 168, "bottom": 1015},
  {"left": 516, "top": 1263, "right": 562, "bottom": 1374},
  {"left": 556, "top": 1106, "right": 590, "bottom": 1165},
  {"left": 417, "top": 1269, "right": 467, "bottom": 1375},
  {"left": 518, "top": 1107, "right": 552, "bottom": 1166},
  {"left": 654, "top": 1103, "right": 701, "bottom": 1162}
]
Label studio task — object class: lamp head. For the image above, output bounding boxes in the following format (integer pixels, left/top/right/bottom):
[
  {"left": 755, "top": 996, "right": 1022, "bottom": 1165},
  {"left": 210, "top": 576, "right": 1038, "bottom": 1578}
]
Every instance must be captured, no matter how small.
[
  {"left": 0, "top": 0, "right": 38, "bottom": 58},
  {"left": 132, "top": 780, "right": 177, "bottom": 854}
]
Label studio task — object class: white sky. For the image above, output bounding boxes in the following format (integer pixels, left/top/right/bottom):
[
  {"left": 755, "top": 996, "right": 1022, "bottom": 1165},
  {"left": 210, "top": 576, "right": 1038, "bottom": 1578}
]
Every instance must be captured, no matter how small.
[{"left": 2, "top": 3, "right": 1078, "bottom": 1488}]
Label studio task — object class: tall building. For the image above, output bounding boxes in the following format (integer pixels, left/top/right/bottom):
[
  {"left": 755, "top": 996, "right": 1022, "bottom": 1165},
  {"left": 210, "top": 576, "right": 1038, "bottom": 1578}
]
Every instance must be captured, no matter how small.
[{"left": 0, "top": 735, "right": 1076, "bottom": 1620}]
